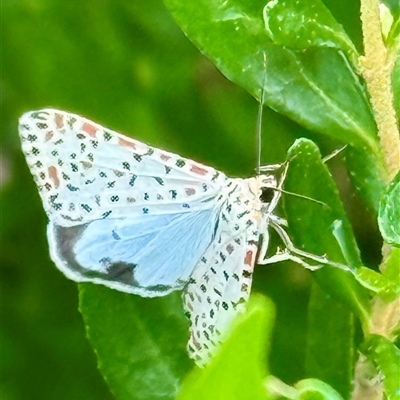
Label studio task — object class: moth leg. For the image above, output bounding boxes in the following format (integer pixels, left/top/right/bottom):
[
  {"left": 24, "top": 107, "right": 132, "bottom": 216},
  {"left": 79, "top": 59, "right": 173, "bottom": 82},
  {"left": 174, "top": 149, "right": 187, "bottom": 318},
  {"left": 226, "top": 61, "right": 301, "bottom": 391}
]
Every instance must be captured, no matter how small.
[
  {"left": 259, "top": 248, "right": 322, "bottom": 271},
  {"left": 256, "top": 231, "right": 270, "bottom": 264},
  {"left": 258, "top": 163, "right": 284, "bottom": 172},
  {"left": 256, "top": 215, "right": 287, "bottom": 264},
  {"left": 322, "top": 145, "right": 347, "bottom": 163},
  {"left": 259, "top": 216, "right": 351, "bottom": 272},
  {"left": 270, "top": 215, "right": 288, "bottom": 227}
]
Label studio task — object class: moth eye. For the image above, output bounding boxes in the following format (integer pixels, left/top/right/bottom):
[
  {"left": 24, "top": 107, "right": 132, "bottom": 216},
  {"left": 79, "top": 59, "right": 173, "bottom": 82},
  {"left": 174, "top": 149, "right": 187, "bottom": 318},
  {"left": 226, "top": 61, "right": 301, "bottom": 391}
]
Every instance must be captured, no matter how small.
[{"left": 259, "top": 187, "right": 275, "bottom": 203}]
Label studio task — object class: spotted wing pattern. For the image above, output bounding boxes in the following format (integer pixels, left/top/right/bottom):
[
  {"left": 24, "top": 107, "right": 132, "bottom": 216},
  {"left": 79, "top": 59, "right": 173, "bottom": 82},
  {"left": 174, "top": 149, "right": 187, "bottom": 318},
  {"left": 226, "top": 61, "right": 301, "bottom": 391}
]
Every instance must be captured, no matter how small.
[
  {"left": 183, "top": 179, "right": 262, "bottom": 365},
  {"left": 19, "top": 109, "right": 228, "bottom": 296},
  {"left": 19, "top": 109, "right": 227, "bottom": 225}
]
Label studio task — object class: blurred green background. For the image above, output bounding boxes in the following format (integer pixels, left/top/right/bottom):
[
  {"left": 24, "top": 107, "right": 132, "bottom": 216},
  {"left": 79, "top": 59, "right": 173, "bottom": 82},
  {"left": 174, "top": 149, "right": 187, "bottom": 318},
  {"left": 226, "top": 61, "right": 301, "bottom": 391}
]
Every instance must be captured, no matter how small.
[{"left": 2, "top": 0, "right": 381, "bottom": 399}]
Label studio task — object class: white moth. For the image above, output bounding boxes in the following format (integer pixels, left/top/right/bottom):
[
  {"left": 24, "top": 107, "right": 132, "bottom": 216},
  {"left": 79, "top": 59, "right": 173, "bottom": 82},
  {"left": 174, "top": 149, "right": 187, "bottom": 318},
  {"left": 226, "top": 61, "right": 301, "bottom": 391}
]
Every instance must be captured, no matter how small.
[{"left": 19, "top": 109, "right": 332, "bottom": 366}]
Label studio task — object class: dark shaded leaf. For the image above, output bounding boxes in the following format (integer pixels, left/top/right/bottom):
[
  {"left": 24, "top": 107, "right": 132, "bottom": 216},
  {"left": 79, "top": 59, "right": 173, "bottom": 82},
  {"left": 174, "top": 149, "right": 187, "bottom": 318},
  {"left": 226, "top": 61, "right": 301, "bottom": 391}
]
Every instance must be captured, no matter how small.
[
  {"left": 305, "top": 284, "right": 354, "bottom": 398},
  {"left": 345, "top": 146, "right": 387, "bottom": 212},
  {"left": 80, "top": 285, "right": 192, "bottom": 400},
  {"left": 283, "top": 139, "right": 370, "bottom": 396},
  {"left": 284, "top": 138, "right": 369, "bottom": 319}
]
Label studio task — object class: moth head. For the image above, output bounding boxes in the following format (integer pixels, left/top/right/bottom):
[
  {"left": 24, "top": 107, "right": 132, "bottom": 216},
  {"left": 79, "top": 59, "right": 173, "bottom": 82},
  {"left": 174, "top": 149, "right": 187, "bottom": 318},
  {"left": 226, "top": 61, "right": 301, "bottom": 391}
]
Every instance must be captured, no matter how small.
[
  {"left": 253, "top": 161, "right": 289, "bottom": 211},
  {"left": 255, "top": 165, "right": 326, "bottom": 211},
  {"left": 250, "top": 174, "right": 281, "bottom": 213},
  {"left": 258, "top": 175, "right": 278, "bottom": 204}
]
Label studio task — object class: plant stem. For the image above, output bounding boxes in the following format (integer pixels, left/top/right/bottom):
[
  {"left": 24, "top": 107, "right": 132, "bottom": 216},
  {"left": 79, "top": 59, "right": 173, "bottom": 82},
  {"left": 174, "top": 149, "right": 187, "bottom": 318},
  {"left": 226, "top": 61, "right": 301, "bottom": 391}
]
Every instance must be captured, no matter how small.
[
  {"left": 354, "top": 3, "right": 400, "bottom": 399},
  {"left": 359, "top": 0, "right": 400, "bottom": 341},
  {"left": 360, "top": 0, "right": 400, "bottom": 181}
]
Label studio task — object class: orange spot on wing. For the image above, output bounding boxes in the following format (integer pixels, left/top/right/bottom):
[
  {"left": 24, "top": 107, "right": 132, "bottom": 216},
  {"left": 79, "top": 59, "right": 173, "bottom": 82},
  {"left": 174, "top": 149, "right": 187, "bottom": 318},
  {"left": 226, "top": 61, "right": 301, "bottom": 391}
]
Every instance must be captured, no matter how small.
[
  {"left": 160, "top": 154, "right": 171, "bottom": 161},
  {"left": 82, "top": 122, "right": 97, "bottom": 137},
  {"left": 54, "top": 113, "right": 64, "bottom": 129},
  {"left": 45, "top": 131, "right": 54, "bottom": 141},
  {"left": 244, "top": 250, "right": 254, "bottom": 266},
  {"left": 190, "top": 164, "right": 208, "bottom": 176},
  {"left": 119, "top": 137, "right": 137, "bottom": 149},
  {"left": 48, "top": 166, "right": 60, "bottom": 188}
]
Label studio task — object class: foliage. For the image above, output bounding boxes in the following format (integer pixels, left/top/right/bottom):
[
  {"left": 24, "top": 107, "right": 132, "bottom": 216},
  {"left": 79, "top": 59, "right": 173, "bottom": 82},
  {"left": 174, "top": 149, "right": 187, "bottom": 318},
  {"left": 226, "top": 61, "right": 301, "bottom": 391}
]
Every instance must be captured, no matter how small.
[
  {"left": 2, "top": 0, "right": 399, "bottom": 399},
  {"left": 379, "top": 172, "right": 400, "bottom": 246}
]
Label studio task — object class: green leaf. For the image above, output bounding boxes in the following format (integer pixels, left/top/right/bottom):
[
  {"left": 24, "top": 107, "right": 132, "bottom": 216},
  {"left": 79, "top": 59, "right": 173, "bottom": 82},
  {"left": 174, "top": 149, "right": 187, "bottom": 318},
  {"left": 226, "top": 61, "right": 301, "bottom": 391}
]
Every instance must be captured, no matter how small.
[
  {"left": 387, "top": 10, "right": 400, "bottom": 53},
  {"left": 355, "top": 248, "right": 400, "bottom": 301},
  {"left": 265, "top": 376, "right": 344, "bottom": 400},
  {"left": 379, "top": 172, "right": 400, "bottom": 246},
  {"left": 381, "top": 2, "right": 395, "bottom": 42},
  {"left": 282, "top": 139, "right": 370, "bottom": 396},
  {"left": 362, "top": 335, "right": 400, "bottom": 400},
  {"left": 177, "top": 294, "right": 274, "bottom": 400},
  {"left": 163, "top": 0, "right": 379, "bottom": 152},
  {"left": 263, "top": 0, "right": 358, "bottom": 64},
  {"left": 356, "top": 267, "right": 393, "bottom": 293},
  {"left": 295, "top": 378, "right": 345, "bottom": 400},
  {"left": 305, "top": 284, "right": 354, "bottom": 398},
  {"left": 348, "top": 250, "right": 400, "bottom": 300},
  {"left": 344, "top": 145, "right": 387, "bottom": 212},
  {"left": 284, "top": 138, "right": 370, "bottom": 319},
  {"left": 79, "top": 285, "right": 192, "bottom": 400},
  {"left": 384, "top": 247, "right": 400, "bottom": 284},
  {"left": 383, "top": 0, "right": 400, "bottom": 15}
]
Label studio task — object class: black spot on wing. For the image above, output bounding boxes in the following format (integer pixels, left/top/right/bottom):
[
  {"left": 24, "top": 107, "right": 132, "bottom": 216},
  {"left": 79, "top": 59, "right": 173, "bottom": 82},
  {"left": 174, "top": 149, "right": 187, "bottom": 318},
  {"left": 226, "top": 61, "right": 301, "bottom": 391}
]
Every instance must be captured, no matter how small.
[
  {"left": 53, "top": 224, "right": 137, "bottom": 286},
  {"left": 105, "top": 262, "right": 137, "bottom": 282},
  {"left": 52, "top": 224, "right": 182, "bottom": 293}
]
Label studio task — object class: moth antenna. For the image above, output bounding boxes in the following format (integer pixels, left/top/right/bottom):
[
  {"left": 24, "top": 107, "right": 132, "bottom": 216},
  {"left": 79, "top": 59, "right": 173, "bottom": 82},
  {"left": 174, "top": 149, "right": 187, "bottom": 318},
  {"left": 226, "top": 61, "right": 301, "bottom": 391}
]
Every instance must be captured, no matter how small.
[
  {"left": 322, "top": 145, "right": 347, "bottom": 163},
  {"left": 274, "top": 187, "right": 329, "bottom": 207},
  {"left": 256, "top": 52, "right": 268, "bottom": 175}
]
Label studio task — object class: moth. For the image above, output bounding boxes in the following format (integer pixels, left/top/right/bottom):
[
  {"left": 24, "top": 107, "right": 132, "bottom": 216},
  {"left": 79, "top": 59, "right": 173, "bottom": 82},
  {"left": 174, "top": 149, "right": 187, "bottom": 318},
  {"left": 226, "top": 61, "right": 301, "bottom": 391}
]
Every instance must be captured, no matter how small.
[{"left": 19, "top": 109, "right": 331, "bottom": 366}]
